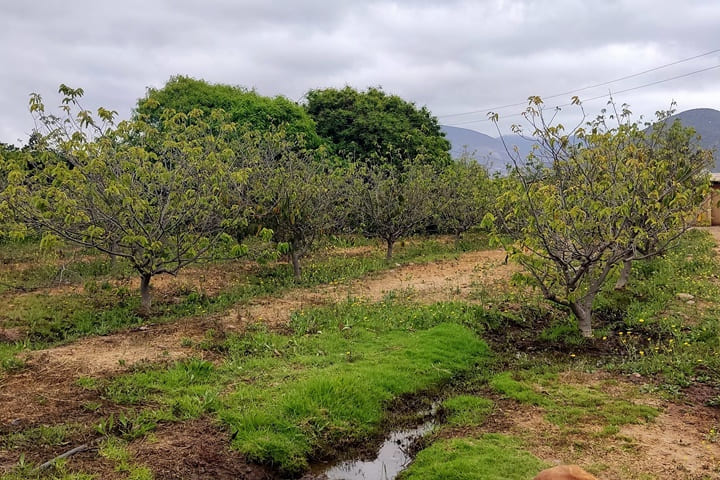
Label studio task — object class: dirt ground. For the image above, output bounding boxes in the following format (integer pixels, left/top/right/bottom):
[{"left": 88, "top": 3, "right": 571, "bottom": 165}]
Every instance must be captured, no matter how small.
[
  {"left": 22, "top": 249, "right": 514, "bottom": 376},
  {"left": 2, "top": 236, "right": 720, "bottom": 478}
]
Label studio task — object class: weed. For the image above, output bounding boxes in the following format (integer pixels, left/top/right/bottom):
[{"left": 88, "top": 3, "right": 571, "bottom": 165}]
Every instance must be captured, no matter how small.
[
  {"left": 3, "top": 424, "right": 72, "bottom": 449},
  {"left": 99, "top": 437, "right": 153, "bottom": 479}
]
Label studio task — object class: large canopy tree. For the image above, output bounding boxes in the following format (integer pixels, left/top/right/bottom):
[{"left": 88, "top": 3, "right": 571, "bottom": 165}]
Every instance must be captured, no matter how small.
[
  {"left": 5, "top": 85, "right": 247, "bottom": 311},
  {"left": 493, "top": 97, "right": 711, "bottom": 337},
  {"left": 305, "top": 86, "right": 451, "bottom": 168},
  {"left": 136, "top": 75, "right": 320, "bottom": 147}
]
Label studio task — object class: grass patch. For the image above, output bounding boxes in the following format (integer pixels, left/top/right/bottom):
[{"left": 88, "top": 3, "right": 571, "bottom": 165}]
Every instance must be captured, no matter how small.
[
  {"left": 222, "top": 322, "right": 487, "bottom": 474},
  {"left": 101, "top": 301, "right": 491, "bottom": 474},
  {"left": 99, "top": 437, "right": 153, "bottom": 479},
  {"left": 0, "top": 342, "right": 26, "bottom": 373},
  {"left": 3, "top": 424, "right": 73, "bottom": 449},
  {"left": 442, "top": 395, "right": 494, "bottom": 427},
  {"left": 490, "top": 370, "right": 658, "bottom": 430},
  {"left": 593, "top": 230, "right": 720, "bottom": 391},
  {"left": 399, "top": 434, "right": 547, "bottom": 480}
]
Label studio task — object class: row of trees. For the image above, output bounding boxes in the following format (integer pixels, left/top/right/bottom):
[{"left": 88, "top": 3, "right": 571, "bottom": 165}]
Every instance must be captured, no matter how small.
[
  {"left": 0, "top": 78, "right": 712, "bottom": 338},
  {"left": 0, "top": 84, "right": 492, "bottom": 312}
]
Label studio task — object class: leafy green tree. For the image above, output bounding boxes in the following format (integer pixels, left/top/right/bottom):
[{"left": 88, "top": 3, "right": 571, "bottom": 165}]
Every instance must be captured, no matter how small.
[
  {"left": 350, "top": 162, "right": 435, "bottom": 260},
  {"left": 613, "top": 113, "right": 713, "bottom": 289},
  {"left": 240, "top": 128, "right": 346, "bottom": 279},
  {"left": 492, "top": 97, "right": 710, "bottom": 337},
  {"left": 305, "top": 86, "right": 451, "bottom": 168},
  {"left": 434, "top": 157, "right": 495, "bottom": 238},
  {"left": 136, "top": 75, "right": 320, "bottom": 147},
  {"left": 5, "top": 85, "right": 247, "bottom": 311}
]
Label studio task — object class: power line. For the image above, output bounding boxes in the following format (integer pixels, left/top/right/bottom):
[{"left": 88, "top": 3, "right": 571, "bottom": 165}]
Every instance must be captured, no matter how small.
[
  {"left": 439, "top": 47, "right": 720, "bottom": 119},
  {"left": 446, "top": 62, "right": 720, "bottom": 127}
]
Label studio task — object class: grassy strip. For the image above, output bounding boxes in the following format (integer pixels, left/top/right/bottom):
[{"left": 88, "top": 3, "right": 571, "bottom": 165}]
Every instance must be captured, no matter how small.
[
  {"left": 96, "top": 301, "right": 490, "bottom": 474},
  {"left": 399, "top": 434, "right": 547, "bottom": 480},
  {"left": 490, "top": 370, "right": 658, "bottom": 432},
  {"left": 0, "top": 235, "right": 492, "bottom": 372},
  {"left": 222, "top": 323, "right": 487, "bottom": 474}
]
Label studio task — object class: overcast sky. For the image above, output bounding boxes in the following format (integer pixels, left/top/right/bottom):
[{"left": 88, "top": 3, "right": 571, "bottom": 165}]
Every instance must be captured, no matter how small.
[{"left": 1, "top": 0, "right": 719, "bottom": 145}]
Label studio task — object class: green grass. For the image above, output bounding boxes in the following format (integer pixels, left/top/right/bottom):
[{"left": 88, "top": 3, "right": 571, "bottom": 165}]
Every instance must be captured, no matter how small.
[
  {"left": 442, "top": 395, "right": 494, "bottom": 427},
  {"left": 98, "top": 301, "right": 491, "bottom": 474},
  {"left": 490, "top": 370, "right": 658, "bottom": 430},
  {"left": 98, "top": 437, "right": 153, "bottom": 480},
  {"left": 222, "top": 322, "right": 487, "bottom": 473},
  {"left": 592, "top": 230, "right": 720, "bottom": 392},
  {"left": 3, "top": 424, "right": 73, "bottom": 450},
  {"left": 399, "top": 434, "right": 547, "bottom": 480}
]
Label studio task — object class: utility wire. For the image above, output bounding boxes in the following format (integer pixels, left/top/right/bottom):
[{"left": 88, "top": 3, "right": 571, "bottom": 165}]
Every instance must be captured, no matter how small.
[
  {"left": 446, "top": 63, "right": 720, "bottom": 126},
  {"left": 439, "top": 47, "right": 720, "bottom": 119}
]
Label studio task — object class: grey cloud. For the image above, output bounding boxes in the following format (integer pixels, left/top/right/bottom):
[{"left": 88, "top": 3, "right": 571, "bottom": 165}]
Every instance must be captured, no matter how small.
[{"left": 1, "top": 0, "right": 718, "bottom": 143}]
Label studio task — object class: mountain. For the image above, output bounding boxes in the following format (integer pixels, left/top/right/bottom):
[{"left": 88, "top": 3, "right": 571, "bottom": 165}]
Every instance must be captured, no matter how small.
[
  {"left": 440, "top": 126, "right": 534, "bottom": 173},
  {"left": 442, "top": 107, "right": 720, "bottom": 172},
  {"left": 666, "top": 108, "right": 720, "bottom": 171}
]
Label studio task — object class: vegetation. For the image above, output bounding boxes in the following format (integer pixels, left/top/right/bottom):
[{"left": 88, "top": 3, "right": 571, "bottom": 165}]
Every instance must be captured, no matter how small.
[
  {"left": 400, "top": 435, "right": 547, "bottom": 480},
  {"left": 4, "top": 86, "right": 247, "bottom": 311},
  {"left": 492, "top": 97, "right": 711, "bottom": 336},
  {"left": 136, "top": 75, "right": 320, "bottom": 146},
  {"left": 1, "top": 82, "right": 717, "bottom": 480},
  {"left": 349, "top": 162, "right": 436, "bottom": 259},
  {"left": 306, "top": 86, "right": 451, "bottom": 167},
  {"left": 434, "top": 157, "right": 495, "bottom": 238},
  {"left": 241, "top": 128, "right": 346, "bottom": 279},
  {"left": 91, "top": 302, "right": 490, "bottom": 474}
]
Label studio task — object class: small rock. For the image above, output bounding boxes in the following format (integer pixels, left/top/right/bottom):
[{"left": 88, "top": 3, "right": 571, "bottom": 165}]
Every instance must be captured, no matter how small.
[
  {"left": 686, "top": 300, "right": 696, "bottom": 305},
  {"left": 632, "top": 372, "right": 642, "bottom": 378},
  {"left": 676, "top": 293, "right": 695, "bottom": 301}
]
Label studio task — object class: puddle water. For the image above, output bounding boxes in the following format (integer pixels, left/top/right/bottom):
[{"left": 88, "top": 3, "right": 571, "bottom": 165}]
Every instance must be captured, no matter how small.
[{"left": 312, "top": 420, "right": 435, "bottom": 480}]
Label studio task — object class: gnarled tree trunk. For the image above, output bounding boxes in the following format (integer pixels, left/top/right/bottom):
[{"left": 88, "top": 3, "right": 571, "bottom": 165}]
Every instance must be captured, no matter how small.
[
  {"left": 386, "top": 239, "right": 394, "bottom": 260},
  {"left": 570, "top": 296, "right": 594, "bottom": 338},
  {"left": 290, "top": 249, "right": 301, "bottom": 280},
  {"left": 614, "top": 259, "right": 632, "bottom": 290},
  {"left": 140, "top": 273, "right": 152, "bottom": 313}
]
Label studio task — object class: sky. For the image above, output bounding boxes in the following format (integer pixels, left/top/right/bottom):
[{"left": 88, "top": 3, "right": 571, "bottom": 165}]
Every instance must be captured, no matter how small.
[{"left": 1, "top": 0, "right": 719, "bottom": 145}]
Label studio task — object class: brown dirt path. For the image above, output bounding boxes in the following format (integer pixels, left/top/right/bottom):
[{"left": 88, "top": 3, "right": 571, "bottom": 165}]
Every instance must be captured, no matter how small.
[{"left": 0, "top": 248, "right": 514, "bottom": 427}]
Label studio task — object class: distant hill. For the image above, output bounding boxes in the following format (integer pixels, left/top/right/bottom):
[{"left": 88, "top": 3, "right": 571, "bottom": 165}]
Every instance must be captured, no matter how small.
[
  {"left": 666, "top": 108, "right": 720, "bottom": 171},
  {"left": 440, "top": 126, "right": 534, "bottom": 173},
  {"left": 442, "top": 107, "right": 720, "bottom": 172}
]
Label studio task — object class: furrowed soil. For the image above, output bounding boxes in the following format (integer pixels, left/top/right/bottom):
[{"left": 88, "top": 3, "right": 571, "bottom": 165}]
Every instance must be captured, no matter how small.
[{"left": 1, "top": 236, "right": 719, "bottom": 479}]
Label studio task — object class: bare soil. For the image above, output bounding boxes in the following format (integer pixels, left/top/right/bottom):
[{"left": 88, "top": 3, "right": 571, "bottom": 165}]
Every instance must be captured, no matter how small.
[{"left": 131, "top": 418, "right": 274, "bottom": 480}]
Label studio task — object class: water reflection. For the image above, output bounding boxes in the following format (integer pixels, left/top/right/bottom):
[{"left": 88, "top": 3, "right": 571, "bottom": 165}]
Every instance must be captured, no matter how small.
[{"left": 320, "top": 421, "right": 434, "bottom": 480}]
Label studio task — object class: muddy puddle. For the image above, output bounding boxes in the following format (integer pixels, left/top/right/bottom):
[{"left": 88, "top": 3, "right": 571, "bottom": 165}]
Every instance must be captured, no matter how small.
[{"left": 307, "top": 414, "right": 436, "bottom": 480}]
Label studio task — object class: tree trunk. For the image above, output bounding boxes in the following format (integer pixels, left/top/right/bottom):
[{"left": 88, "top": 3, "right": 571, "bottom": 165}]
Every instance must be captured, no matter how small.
[
  {"left": 569, "top": 297, "right": 594, "bottom": 338},
  {"left": 109, "top": 239, "right": 118, "bottom": 266},
  {"left": 386, "top": 239, "right": 394, "bottom": 261},
  {"left": 140, "top": 273, "right": 152, "bottom": 313},
  {"left": 614, "top": 259, "right": 632, "bottom": 290},
  {"left": 290, "top": 249, "right": 301, "bottom": 280}
]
